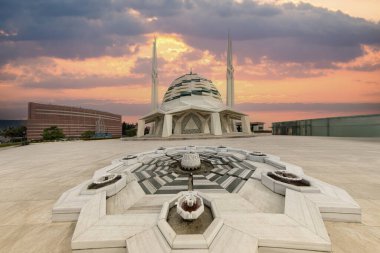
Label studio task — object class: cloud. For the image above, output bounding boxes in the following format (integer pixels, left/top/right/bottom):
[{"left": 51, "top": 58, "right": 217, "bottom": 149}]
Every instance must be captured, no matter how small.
[
  {"left": 1, "top": 0, "right": 380, "bottom": 68},
  {"left": 0, "top": 101, "right": 26, "bottom": 119},
  {"left": 21, "top": 76, "right": 148, "bottom": 89},
  {"left": 0, "top": 0, "right": 149, "bottom": 63},
  {"left": 0, "top": 99, "right": 150, "bottom": 120},
  {"left": 236, "top": 102, "right": 380, "bottom": 113},
  {"left": 0, "top": 55, "right": 150, "bottom": 89},
  {"left": 335, "top": 45, "right": 380, "bottom": 71},
  {"left": 131, "top": 1, "right": 380, "bottom": 65},
  {"left": 127, "top": 0, "right": 187, "bottom": 17}
]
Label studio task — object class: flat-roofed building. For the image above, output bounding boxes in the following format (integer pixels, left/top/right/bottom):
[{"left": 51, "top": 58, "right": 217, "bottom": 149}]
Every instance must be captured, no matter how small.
[
  {"left": 27, "top": 102, "right": 121, "bottom": 140},
  {"left": 250, "top": 122, "right": 265, "bottom": 132},
  {"left": 272, "top": 114, "right": 380, "bottom": 137}
]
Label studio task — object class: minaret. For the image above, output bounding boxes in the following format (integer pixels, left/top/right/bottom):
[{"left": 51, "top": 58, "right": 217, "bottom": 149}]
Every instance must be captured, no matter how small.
[
  {"left": 151, "top": 37, "right": 159, "bottom": 110},
  {"left": 226, "top": 32, "right": 234, "bottom": 108}
]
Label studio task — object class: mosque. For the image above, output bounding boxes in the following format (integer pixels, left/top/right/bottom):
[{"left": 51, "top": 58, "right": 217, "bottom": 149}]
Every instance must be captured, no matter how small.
[{"left": 137, "top": 35, "right": 252, "bottom": 137}]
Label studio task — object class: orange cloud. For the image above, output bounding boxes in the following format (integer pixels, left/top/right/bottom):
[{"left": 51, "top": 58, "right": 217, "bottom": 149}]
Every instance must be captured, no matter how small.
[
  {"left": 334, "top": 45, "right": 380, "bottom": 71},
  {"left": 1, "top": 33, "right": 379, "bottom": 124},
  {"left": 262, "top": 0, "right": 380, "bottom": 21}
]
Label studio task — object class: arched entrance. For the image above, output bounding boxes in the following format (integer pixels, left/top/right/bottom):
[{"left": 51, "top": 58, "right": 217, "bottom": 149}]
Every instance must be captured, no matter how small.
[{"left": 181, "top": 113, "right": 203, "bottom": 134}]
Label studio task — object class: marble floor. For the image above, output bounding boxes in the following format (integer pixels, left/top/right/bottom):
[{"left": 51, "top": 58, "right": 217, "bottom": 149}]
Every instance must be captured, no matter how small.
[{"left": 0, "top": 136, "right": 379, "bottom": 252}]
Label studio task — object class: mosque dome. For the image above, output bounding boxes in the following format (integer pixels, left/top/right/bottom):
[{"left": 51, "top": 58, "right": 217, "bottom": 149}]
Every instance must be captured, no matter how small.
[{"left": 160, "top": 72, "right": 225, "bottom": 112}]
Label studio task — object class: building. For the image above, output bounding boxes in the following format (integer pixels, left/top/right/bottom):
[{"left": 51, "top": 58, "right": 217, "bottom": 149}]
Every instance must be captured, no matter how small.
[
  {"left": 27, "top": 102, "right": 122, "bottom": 140},
  {"left": 137, "top": 35, "right": 251, "bottom": 138},
  {"left": 250, "top": 122, "right": 264, "bottom": 132},
  {"left": 234, "top": 122, "right": 265, "bottom": 132},
  {"left": 272, "top": 114, "right": 380, "bottom": 137}
]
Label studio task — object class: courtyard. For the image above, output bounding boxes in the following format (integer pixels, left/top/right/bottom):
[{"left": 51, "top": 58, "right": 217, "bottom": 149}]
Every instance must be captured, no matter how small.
[{"left": 0, "top": 136, "right": 379, "bottom": 252}]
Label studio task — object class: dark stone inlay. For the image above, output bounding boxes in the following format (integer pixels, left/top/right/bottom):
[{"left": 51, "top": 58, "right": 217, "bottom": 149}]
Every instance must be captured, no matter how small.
[
  {"left": 139, "top": 182, "right": 152, "bottom": 194},
  {"left": 148, "top": 178, "right": 162, "bottom": 189},
  {"left": 226, "top": 177, "right": 243, "bottom": 193},
  {"left": 193, "top": 184, "right": 224, "bottom": 190},
  {"left": 216, "top": 174, "right": 230, "bottom": 184}
]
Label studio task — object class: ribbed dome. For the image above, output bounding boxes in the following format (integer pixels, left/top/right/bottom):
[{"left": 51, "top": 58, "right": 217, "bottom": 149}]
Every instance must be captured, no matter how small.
[{"left": 162, "top": 73, "right": 222, "bottom": 104}]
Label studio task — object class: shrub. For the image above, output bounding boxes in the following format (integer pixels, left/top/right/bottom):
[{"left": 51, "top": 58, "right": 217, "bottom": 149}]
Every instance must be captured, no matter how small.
[
  {"left": 125, "top": 128, "right": 137, "bottom": 137},
  {"left": 81, "top": 130, "right": 95, "bottom": 139},
  {"left": 42, "top": 126, "right": 65, "bottom": 141}
]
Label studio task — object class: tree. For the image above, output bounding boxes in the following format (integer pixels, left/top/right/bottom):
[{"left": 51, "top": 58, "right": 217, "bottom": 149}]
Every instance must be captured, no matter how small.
[
  {"left": 42, "top": 126, "right": 65, "bottom": 141},
  {"left": 2, "top": 126, "right": 26, "bottom": 138},
  {"left": 81, "top": 130, "right": 95, "bottom": 139},
  {"left": 122, "top": 122, "right": 137, "bottom": 136},
  {"left": 125, "top": 128, "right": 137, "bottom": 137},
  {"left": 122, "top": 122, "right": 127, "bottom": 136}
]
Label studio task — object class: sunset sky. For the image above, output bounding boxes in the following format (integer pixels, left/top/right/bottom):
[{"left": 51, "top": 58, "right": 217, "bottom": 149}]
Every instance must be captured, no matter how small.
[{"left": 0, "top": 0, "right": 379, "bottom": 127}]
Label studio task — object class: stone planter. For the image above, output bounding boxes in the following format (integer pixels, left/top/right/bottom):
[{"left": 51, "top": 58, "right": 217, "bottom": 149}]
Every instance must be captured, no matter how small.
[
  {"left": 261, "top": 171, "right": 319, "bottom": 196},
  {"left": 248, "top": 151, "right": 267, "bottom": 162},
  {"left": 216, "top": 145, "right": 228, "bottom": 152},
  {"left": 122, "top": 155, "right": 137, "bottom": 165},
  {"left": 81, "top": 173, "right": 127, "bottom": 197},
  {"left": 156, "top": 147, "right": 166, "bottom": 154},
  {"left": 92, "top": 174, "right": 120, "bottom": 187},
  {"left": 272, "top": 170, "right": 302, "bottom": 182},
  {"left": 185, "top": 145, "right": 196, "bottom": 151}
]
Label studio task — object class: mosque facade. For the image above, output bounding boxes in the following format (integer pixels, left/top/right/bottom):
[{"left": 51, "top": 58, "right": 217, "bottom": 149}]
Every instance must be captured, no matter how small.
[{"left": 137, "top": 35, "right": 251, "bottom": 137}]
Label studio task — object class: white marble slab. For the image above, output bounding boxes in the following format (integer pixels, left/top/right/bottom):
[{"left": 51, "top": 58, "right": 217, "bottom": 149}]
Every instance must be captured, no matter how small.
[
  {"left": 126, "top": 226, "right": 170, "bottom": 253},
  {"left": 52, "top": 145, "right": 362, "bottom": 252},
  {"left": 209, "top": 225, "right": 258, "bottom": 253}
]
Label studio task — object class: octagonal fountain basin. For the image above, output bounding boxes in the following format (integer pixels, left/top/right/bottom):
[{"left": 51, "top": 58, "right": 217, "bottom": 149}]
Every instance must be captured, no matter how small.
[
  {"left": 158, "top": 191, "right": 223, "bottom": 249},
  {"left": 176, "top": 191, "right": 204, "bottom": 220}
]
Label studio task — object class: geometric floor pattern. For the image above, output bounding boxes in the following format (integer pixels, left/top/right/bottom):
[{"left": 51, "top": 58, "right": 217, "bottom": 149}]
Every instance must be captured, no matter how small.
[
  {"left": 51, "top": 145, "right": 363, "bottom": 253},
  {"left": 132, "top": 151, "right": 256, "bottom": 194}
]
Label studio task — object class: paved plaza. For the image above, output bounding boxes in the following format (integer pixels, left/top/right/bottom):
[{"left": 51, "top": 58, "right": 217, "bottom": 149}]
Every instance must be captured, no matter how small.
[{"left": 0, "top": 136, "right": 379, "bottom": 252}]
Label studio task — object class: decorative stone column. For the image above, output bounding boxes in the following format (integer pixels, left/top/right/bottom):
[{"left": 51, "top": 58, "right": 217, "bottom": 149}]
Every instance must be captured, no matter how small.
[
  {"left": 210, "top": 113, "right": 222, "bottom": 135},
  {"left": 203, "top": 118, "right": 210, "bottom": 134},
  {"left": 232, "top": 119, "right": 238, "bottom": 132},
  {"left": 149, "top": 123, "right": 155, "bottom": 135},
  {"left": 154, "top": 117, "right": 163, "bottom": 136},
  {"left": 137, "top": 119, "right": 145, "bottom": 137},
  {"left": 162, "top": 114, "right": 173, "bottom": 137},
  {"left": 174, "top": 117, "right": 182, "bottom": 135},
  {"left": 220, "top": 115, "right": 229, "bottom": 133},
  {"left": 241, "top": 116, "right": 251, "bottom": 134}
]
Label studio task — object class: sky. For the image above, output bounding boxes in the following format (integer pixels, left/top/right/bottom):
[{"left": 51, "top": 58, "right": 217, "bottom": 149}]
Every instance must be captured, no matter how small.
[{"left": 0, "top": 0, "right": 379, "bottom": 128}]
